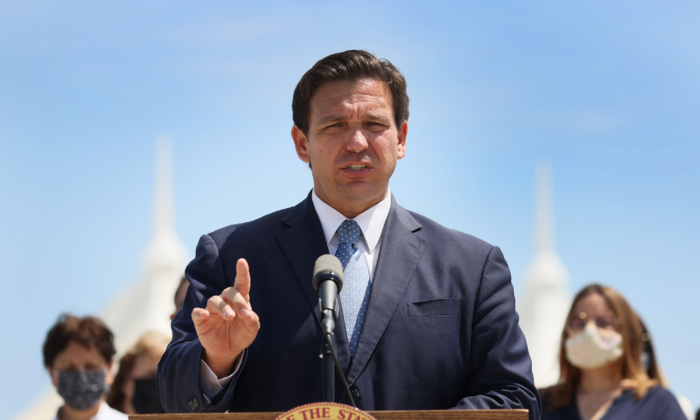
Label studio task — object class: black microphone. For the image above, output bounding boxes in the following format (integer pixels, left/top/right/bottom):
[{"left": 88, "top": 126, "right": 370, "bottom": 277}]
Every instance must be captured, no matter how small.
[{"left": 313, "top": 255, "right": 344, "bottom": 335}]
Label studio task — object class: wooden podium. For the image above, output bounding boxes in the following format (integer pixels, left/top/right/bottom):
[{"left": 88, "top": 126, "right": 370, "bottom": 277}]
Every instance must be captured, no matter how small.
[{"left": 130, "top": 410, "right": 528, "bottom": 419}]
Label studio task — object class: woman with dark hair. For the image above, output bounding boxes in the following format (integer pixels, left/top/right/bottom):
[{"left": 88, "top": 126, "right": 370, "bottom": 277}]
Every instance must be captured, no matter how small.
[
  {"left": 43, "top": 314, "right": 127, "bottom": 420},
  {"left": 540, "top": 284, "right": 686, "bottom": 420},
  {"left": 106, "top": 331, "right": 169, "bottom": 414}
]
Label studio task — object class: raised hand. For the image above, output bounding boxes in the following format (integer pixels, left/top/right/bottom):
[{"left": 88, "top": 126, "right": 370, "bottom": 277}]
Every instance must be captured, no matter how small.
[{"left": 191, "top": 258, "right": 260, "bottom": 378}]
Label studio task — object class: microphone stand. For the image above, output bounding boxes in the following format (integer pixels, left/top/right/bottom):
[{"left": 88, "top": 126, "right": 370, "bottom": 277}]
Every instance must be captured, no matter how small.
[
  {"left": 321, "top": 326, "right": 335, "bottom": 402},
  {"left": 319, "top": 307, "right": 356, "bottom": 407}
]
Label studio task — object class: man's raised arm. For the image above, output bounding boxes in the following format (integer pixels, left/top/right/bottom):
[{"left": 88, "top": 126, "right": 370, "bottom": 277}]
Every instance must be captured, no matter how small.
[{"left": 157, "top": 233, "right": 260, "bottom": 413}]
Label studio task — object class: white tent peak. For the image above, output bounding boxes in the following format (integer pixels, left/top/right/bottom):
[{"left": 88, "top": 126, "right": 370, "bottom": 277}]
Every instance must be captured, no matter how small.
[
  {"left": 526, "top": 165, "right": 569, "bottom": 290},
  {"left": 142, "top": 137, "right": 188, "bottom": 277},
  {"left": 517, "top": 164, "right": 571, "bottom": 387},
  {"left": 535, "top": 165, "right": 554, "bottom": 254}
]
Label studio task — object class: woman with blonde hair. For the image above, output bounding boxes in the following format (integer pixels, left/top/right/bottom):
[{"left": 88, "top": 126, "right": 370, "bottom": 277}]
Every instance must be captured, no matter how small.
[
  {"left": 540, "top": 284, "right": 685, "bottom": 420},
  {"left": 106, "top": 331, "right": 170, "bottom": 414}
]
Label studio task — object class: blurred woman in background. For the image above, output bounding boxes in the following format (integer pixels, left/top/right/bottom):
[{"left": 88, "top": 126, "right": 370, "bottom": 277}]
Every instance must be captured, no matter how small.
[
  {"left": 106, "top": 332, "right": 169, "bottom": 414},
  {"left": 540, "top": 284, "right": 686, "bottom": 420}
]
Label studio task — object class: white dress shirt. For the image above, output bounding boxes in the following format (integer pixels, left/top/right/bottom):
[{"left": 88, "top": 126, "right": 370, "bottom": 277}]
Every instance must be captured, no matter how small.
[
  {"left": 312, "top": 189, "right": 391, "bottom": 281},
  {"left": 199, "top": 189, "right": 392, "bottom": 399},
  {"left": 50, "top": 401, "right": 127, "bottom": 420}
]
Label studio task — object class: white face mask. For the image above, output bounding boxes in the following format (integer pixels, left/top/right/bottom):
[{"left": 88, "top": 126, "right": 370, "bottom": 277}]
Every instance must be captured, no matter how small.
[{"left": 565, "top": 322, "right": 623, "bottom": 369}]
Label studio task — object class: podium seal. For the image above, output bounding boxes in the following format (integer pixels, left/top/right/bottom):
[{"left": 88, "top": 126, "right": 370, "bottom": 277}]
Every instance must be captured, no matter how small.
[{"left": 275, "top": 402, "right": 376, "bottom": 420}]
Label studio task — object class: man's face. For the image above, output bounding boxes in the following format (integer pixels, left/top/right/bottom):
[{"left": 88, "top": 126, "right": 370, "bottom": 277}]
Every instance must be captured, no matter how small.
[{"left": 292, "top": 78, "right": 407, "bottom": 218}]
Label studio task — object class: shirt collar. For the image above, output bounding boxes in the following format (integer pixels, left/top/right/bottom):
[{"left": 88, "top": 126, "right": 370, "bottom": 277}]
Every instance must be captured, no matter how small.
[{"left": 312, "top": 189, "right": 392, "bottom": 253}]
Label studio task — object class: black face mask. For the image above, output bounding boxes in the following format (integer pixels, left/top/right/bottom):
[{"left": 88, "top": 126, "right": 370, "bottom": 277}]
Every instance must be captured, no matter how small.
[{"left": 132, "top": 378, "right": 164, "bottom": 414}]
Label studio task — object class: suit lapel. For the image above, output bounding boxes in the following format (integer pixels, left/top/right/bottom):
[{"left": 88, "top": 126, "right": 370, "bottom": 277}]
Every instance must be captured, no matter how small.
[
  {"left": 276, "top": 192, "right": 352, "bottom": 372},
  {"left": 346, "top": 195, "right": 425, "bottom": 385}
]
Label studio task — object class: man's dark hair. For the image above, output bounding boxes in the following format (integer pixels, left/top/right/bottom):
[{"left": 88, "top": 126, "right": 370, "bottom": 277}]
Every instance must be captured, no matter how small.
[
  {"left": 43, "top": 314, "right": 116, "bottom": 367},
  {"left": 292, "top": 50, "right": 409, "bottom": 135}
]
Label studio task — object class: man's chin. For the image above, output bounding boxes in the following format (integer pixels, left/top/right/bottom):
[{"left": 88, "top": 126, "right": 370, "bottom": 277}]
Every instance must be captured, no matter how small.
[
  {"left": 340, "top": 186, "right": 387, "bottom": 204},
  {"left": 315, "top": 181, "right": 386, "bottom": 208}
]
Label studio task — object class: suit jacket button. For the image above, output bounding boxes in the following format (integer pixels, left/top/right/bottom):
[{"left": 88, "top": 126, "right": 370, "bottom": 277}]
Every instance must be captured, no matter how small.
[
  {"left": 189, "top": 398, "right": 200, "bottom": 410},
  {"left": 350, "top": 388, "right": 361, "bottom": 400}
]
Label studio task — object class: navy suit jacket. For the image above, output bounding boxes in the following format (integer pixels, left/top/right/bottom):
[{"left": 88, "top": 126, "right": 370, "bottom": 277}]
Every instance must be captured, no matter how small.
[{"left": 157, "top": 193, "right": 541, "bottom": 418}]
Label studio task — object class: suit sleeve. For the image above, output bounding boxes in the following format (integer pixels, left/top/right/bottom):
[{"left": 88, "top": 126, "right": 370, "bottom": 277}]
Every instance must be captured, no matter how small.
[
  {"left": 453, "top": 246, "right": 542, "bottom": 420},
  {"left": 156, "top": 234, "right": 244, "bottom": 413}
]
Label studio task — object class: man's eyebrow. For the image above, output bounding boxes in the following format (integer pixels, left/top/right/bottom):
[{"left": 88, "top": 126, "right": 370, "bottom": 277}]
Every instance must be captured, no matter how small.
[
  {"left": 315, "top": 114, "right": 345, "bottom": 125},
  {"left": 366, "top": 113, "right": 391, "bottom": 123},
  {"left": 315, "top": 113, "right": 392, "bottom": 125}
]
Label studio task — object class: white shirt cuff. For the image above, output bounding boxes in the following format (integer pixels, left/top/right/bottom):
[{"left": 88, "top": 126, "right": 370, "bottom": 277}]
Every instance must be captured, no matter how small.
[{"left": 199, "top": 353, "right": 243, "bottom": 399}]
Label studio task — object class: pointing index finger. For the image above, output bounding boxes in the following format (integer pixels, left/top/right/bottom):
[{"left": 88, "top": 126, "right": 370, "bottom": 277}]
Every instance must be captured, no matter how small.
[{"left": 234, "top": 258, "right": 251, "bottom": 297}]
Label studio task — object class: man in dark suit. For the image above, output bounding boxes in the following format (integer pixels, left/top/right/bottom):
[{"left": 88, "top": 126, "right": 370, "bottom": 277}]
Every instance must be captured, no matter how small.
[{"left": 157, "top": 50, "right": 541, "bottom": 418}]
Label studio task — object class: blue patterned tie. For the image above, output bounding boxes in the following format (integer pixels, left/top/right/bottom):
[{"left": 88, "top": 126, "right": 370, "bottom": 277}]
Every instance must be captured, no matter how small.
[{"left": 335, "top": 219, "right": 371, "bottom": 355}]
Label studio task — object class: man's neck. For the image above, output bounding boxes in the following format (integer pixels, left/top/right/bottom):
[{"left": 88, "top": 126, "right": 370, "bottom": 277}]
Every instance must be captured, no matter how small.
[{"left": 58, "top": 401, "right": 101, "bottom": 420}]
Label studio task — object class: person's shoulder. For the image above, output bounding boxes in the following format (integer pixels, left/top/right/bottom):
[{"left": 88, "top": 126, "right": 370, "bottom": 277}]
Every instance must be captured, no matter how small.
[
  {"left": 206, "top": 204, "right": 299, "bottom": 246},
  {"left": 640, "top": 385, "right": 681, "bottom": 405},
  {"left": 97, "top": 402, "right": 129, "bottom": 419},
  {"left": 644, "top": 385, "right": 676, "bottom": 401},
  {"left": 404, "top": 208, "right": 495, "bottom": 255},
  {"left": 621, "top": 385, "right": 687, "bottom": 419}
]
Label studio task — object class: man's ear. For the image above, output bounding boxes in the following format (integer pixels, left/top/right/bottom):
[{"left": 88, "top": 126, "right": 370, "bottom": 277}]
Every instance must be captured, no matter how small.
[
  {"left": 291, "top": 125, "right": 311, "bottom": 163},
  {"left": 397, "top": 121, "right": 408, "bottom": 159}
]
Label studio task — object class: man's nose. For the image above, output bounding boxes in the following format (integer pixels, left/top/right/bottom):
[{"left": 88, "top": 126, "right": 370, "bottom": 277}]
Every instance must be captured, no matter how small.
[{"left": 346, "top": 128, "right": 369, "bottom": 153}]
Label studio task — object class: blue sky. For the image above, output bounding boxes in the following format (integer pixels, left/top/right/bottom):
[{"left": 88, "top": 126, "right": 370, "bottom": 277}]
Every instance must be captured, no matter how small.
[{"left": 1, "top": 0, "right": 698, "bottom": 417}]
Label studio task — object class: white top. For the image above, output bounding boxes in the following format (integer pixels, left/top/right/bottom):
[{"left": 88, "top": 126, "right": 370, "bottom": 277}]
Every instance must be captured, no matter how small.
[
  {"left": 50, "top": 401, "right": 127, "bottom": 420},
  {"left": 199, "top": 189, "right": 393, "bottom": 398}
]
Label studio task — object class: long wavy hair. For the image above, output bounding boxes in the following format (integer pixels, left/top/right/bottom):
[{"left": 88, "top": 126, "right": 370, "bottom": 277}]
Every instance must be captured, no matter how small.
[
  {"left": 544, "top": 284, "right": 664, "bottom": 410},
  {"left": 106, "top": 331, "right": 169, "bottom": 412}
]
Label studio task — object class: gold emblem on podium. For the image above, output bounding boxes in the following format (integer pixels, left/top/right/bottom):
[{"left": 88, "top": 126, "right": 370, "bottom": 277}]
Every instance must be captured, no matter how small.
[{"left": 275, "top": 402, "right": 376, "bottom": 420}]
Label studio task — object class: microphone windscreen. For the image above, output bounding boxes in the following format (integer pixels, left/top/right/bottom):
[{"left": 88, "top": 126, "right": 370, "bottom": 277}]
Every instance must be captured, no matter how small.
[{"left": 313, "top": 254, "right": 344, "bottom": 287}]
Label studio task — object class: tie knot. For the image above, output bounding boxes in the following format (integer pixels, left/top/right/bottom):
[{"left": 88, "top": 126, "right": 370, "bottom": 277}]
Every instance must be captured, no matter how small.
[{"left": 337, "top": 219, "right": 362, "bottom": 245}]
